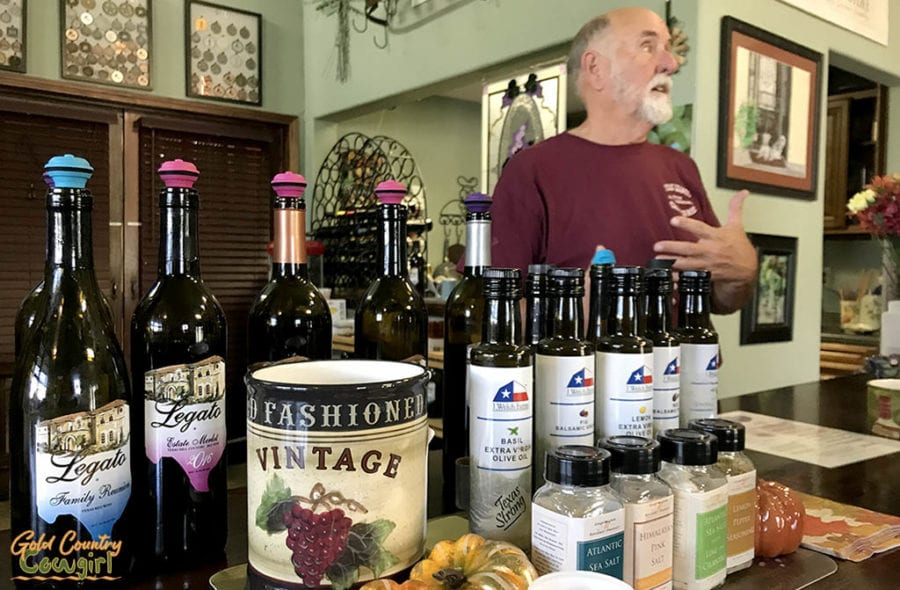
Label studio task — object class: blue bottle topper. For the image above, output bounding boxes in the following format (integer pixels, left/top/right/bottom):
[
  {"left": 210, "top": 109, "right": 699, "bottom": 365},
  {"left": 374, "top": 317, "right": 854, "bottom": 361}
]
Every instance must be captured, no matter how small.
[{"left": 43, "top": 154, "right": 94, "bottom": 189}]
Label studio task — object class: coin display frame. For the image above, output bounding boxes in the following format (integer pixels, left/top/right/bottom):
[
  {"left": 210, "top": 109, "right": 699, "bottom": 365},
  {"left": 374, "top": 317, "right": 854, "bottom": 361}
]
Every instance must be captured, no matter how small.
[
  {"left": 0, "top": 0, "right": 26, "bottom": 73},
  {"left": 186, "top": 0, "right": 261, "bottom": 106},
  {"left": 60, "top": 0, "right": 151, "bottom": 89}
]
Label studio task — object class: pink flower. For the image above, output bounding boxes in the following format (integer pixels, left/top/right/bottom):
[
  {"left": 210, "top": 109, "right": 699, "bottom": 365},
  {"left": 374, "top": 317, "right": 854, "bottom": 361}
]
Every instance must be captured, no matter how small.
[{"left": 848, "top": 175, "right": 900, "bottom": 238}]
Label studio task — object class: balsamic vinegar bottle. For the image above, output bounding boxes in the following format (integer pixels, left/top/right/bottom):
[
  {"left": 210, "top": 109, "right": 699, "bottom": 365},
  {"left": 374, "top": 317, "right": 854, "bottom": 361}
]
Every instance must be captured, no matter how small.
[
  {"left": 130, "top": 159, "right": 227, "bottom": 568},
  {"left": 248, "top": 171, "right": 332, "bottom": 364},
  {"left": 534, "top": 268, "right": 594, "bottom": 488},
  {"left": 677, "top": 270, "right": 719, "bottom": 426},
  {"left": 525, "top": 264, "right": 553, "bottom": 347},
  {"left": 10, "top": 154, "right": 137, "bottom": 588},
  {"left": 442, "top": 192, "right": 492, "bottom": 511},
  {"left": 594, "top": 266, "right": 653, "bottom": 439},
  {"left": 354, "top": 180, "right": 428, "bottom": 362},
  {"left": 645, "top": 267, "right": 680, "bottom": 433},
  {"left": 468, "top": 268, "right": 532, "bottom": 548}
]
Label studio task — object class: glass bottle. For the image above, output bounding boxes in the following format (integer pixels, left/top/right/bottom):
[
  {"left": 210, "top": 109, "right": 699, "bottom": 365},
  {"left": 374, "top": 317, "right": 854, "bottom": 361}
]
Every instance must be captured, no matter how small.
[
  {"left": 595, "top": 266, "right": 653, "bottom": 439},
  {"left": 469, "top": 268, "right": 532, "bottom": 548},
  {"left": 531, "top": 446, "right": 624, "bottom": 577},
  {"left": 586, "top": 250, "right": 616, "bottom": 343},
  {"left": 130, "top": 159, "right": 228, "bottom": 568},
  {"left": 10, "top": 154, "right": 137, "bottom": 587},
  {"left": 525, "top": 264, "right": 553, "bottom": 347},
  {"left": 248, "top": 171, "right": 332, "bottom": 364},
  {"left": 408, "top": 235, "right": 427, "bottom": 299},
  {"left": 657, "top": 428, "right": 728, "bottom": 590},
  {"left": 534, "top": 268, "right": 594, "bottom": 489},
  {"left": 645, "top": 267, "right": 680, "bottom": 433},
  {"left": 443, "top": 192, "right": 491, "bottom": 512},
  {"left": 690, "top": 418, "right": 756, "bottom": 574},
  {"left": 354, "top": 180, "right": 428, "bottom": 362},
  {"left": 677, "top": 271, "right": 718, "bottom": 426},
  {"left": 601, "top": 435, "right": 674, "bottom": 590}
]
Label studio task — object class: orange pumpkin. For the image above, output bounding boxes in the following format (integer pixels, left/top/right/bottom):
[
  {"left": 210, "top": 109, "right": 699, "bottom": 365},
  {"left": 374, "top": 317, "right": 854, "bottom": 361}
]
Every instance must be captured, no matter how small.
[
  {"left": 409, "top": 533, "right": 538, "bottom": 590},
  {"left": 755, "top": 480, "right": 805, "bottom": 558},
  {"left": 360, "top": 580, "right": 430, "bottom": 590}
]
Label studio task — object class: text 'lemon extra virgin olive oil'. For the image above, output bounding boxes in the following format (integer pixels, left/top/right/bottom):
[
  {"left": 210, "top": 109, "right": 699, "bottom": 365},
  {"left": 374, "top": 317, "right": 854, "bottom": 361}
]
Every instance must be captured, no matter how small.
[
  {"left": 595, "top": 266, "right": 653, "bottom": 439},
  {"left": 677, "top": 270, "right": 718, "bottom": 427},
  {"left": 10, "top": 155, "right": 137, "bottom": 588},
  {"left": 468, "top": 268, "right": 533, "bottom": 549},
  {"left": 130, "top": 160, "right": 227, "bottom": 568},
  {"left": 354, "top": 180, "right": 427, "bottom": 362},
  {"left": 442, "top": 192, "right": 492, "bottom": 511},
  {"left": 248, "top": 172, "right": 332, "bottom": 364}
]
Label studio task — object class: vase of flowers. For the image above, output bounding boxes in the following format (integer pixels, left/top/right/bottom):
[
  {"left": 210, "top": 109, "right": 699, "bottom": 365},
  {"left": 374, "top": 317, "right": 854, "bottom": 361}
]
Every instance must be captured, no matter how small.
[{"left": 848, "top": 174, "right": 900, "bottom": 307}]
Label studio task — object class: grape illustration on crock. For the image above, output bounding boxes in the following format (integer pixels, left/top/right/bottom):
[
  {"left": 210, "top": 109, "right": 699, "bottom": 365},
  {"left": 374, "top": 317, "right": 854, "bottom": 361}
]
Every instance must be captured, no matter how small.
[{"left": 256, "top": 476, "right": 399, "bottom": 590}]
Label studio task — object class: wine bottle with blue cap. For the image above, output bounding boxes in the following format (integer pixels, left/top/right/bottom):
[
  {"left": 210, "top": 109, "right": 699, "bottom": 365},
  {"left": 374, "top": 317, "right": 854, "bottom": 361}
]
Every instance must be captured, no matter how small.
[{"left": 9, "top": 154, "right": 137, "bottom": 587}]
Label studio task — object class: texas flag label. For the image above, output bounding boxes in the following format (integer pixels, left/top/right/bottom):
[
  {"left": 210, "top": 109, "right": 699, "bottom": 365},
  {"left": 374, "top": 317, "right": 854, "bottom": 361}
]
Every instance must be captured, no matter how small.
[
  {"left": 627, "top": 365, "right": 654, "bottom": 386},
  {"left": 596, "top": 351, "right": 654, "bottom": 439},
  {"left": 493, "top": 381, "right": 529, "bottom": 403}
]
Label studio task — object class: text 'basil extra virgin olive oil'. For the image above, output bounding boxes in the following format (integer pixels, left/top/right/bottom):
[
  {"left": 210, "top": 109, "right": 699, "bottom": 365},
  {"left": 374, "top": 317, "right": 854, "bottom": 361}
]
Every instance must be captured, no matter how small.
[
  {"left": 469, "top": 268, "right": 533, "bottom": 549},
  {"left": 442, "top": 192, "right": 492, "bottom": 511},
  {"left": 248, "top": 172, "right": 332, "bottom": 364},
  {"left": 10, "top": 155, "right": 137, "bottom": 588},
  {"left": 354, "top": 180, "right": 428, "bottom": 362},
  {"left": 130, "top": 160, "right": 228, "bottom": 569}
]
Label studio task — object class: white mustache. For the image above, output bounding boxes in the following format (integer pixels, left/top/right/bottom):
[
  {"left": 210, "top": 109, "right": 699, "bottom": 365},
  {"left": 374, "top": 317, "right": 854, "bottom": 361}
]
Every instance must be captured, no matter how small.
[{"left": 647, "top": 75, "right": 672, "bottom": 92}]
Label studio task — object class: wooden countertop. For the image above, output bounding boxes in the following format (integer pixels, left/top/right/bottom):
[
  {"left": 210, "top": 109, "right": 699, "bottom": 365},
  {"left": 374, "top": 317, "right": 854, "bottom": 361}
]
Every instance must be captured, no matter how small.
[{"left": 2, "top": 375, "right": 897, "bottom": 589}]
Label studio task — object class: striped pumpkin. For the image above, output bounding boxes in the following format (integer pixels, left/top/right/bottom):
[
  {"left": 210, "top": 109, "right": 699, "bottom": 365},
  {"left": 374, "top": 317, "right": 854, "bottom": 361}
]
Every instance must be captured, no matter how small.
[{"left": 408, "top": 533, "right": 538, "bottom": 590}]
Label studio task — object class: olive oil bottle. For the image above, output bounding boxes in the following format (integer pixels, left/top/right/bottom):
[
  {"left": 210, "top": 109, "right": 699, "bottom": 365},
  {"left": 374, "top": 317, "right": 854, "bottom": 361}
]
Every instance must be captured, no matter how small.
[
  {"left": 677, "top": 270, "right": 718, "bottom": 426},
  {"left": 645, "top": 267, "right": 680, "bottom": 433}
]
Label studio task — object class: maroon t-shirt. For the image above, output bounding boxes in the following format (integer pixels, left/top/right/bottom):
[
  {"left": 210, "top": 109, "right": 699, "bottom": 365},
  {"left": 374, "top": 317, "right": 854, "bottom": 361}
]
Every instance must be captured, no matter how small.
[{"left": 491, "top": 132, "right": 720, "bottom": 273}]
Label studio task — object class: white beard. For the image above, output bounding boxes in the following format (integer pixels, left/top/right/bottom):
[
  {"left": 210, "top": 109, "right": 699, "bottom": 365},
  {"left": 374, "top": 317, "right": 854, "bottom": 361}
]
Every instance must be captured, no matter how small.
[{"left": 639, "top": 89, "right": 673, "bottom": 126}]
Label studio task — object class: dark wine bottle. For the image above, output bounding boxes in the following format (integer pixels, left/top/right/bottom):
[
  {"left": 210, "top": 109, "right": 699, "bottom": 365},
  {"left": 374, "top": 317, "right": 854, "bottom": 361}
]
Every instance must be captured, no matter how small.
[
  {"left": 468, "top": 268, "right": 532, "bottom": 548},
  {"left": 248, "top": 171, "right": 332, "bottom": 364},
  {"left": 645, "top": 267, "right": 680, "bottom": 433},
  {"left": 130, "top": 159, "right": 227, "bottom": 569},
  {"left": 10, "top": 154, "right": 137, "bottom": 588},
  {"left": 586, "top": 250, "right": 616, "bottom": 343},
  {"left": 408, "top": 236, "right": 427, "bottom": 299},
  {"left": 534, "top": 268, "right": 594, "bottom": 487},
  {"left": 442, "top": 191, "right": 491, "bottom": 512},
  {"left": 354, "top": 180, "right": 427, "bottom": 362},
  {"left": 525, "top": 264, "right": 553, "bottom": 347},
  {"left": 595, "top": 266, "right": 653, "bottom": 439},
  {"left": 676, "top": 270, "right": 718, "bottom": 426}
]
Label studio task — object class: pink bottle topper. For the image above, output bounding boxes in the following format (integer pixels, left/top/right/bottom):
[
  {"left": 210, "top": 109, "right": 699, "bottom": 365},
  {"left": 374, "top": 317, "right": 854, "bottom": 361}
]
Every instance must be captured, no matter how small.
[
  {"left": 375, "top": 179, "right": 407, "bottom": 205},
  {"left": 271, "top": 171, "right": 307, "bottom": 198},
  {"left": 158, "top": 159, "right": 200, "bottom": 189}
]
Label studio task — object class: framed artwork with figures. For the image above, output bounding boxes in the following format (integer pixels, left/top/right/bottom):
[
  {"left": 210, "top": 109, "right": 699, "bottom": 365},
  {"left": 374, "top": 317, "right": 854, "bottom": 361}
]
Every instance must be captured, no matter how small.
[{"left": 741, "top": 233, "right": 797, "bottom": 344}]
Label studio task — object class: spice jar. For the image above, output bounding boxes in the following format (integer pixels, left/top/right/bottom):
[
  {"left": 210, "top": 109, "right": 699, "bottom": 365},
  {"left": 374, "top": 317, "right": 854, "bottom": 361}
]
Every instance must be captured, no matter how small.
[
  {"left": 531, "top": 446, "right": 625, "bottom": 578},
  {"left": 601, "top": 435, "right": 674, "bottom": 590},
  {"left": 657, "top": 428, "right": 728, "bottom": 590},
  {"left": 690, "top": 418, "right": 756, "bottom": 573}
]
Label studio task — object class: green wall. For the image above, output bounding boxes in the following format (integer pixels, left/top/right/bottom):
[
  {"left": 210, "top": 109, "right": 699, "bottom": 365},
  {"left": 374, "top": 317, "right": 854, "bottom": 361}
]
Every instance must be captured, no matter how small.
[{"left": 24, "top": 0, "right": 303, "bottom": 116}]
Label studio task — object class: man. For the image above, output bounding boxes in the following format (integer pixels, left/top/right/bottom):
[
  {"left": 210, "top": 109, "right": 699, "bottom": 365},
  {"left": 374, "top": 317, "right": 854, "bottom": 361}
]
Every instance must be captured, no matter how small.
[{"left": 490, "top": 7, "right": 757, "bottom": 314}]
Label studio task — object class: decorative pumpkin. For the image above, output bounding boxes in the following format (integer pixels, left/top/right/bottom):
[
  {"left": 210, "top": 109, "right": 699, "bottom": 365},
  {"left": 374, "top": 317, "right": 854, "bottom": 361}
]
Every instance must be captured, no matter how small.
[
  {"left": 360, "top": 580, "right": 430, "bottom": 590},
  {"left": 409, "top": 533, "right": 538, "bottom": 590},
  {"left": 755, "top": 480, "right": 805, "bottom": 558}
]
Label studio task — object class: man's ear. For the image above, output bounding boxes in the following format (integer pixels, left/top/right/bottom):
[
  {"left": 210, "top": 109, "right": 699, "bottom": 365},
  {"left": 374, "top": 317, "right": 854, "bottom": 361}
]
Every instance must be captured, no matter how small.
[{"left": 580, "top": 49, "right": 610, "bottom": 92}]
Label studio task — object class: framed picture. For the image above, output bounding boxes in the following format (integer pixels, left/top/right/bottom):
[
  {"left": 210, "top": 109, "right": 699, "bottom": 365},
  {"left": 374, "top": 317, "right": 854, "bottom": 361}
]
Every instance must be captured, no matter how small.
[
  {"left": 717, "top": 16, "right": 822, "bottom": 199},
  {"left": 0, "top": 0, "right": 26, "bottom": 73},
  {"left": 186, "top": 1, "right": 261, "bottom": 105},
  {"left": 60, "top": 0, "right": 152, "bottom": 89},
  {"left": 740, "top": 233, "right": 797, "bottom": 345}
]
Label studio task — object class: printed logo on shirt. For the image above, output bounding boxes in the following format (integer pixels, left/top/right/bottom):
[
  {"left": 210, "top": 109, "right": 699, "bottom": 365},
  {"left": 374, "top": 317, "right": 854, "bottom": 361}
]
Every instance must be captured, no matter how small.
[
  {"left": 665, "top": 182, "right": 698, "bottom": 217},
  {"left": 492, "top": 381, "right": 530, "bottom": 411},
  {"left": 627, "top": 366, "right": 653, "bottom": 386}
]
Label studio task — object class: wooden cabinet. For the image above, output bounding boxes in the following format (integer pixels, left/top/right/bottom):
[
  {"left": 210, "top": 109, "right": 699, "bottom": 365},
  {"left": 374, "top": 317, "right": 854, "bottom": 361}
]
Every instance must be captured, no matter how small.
[{"left": 823, "top": 87, "right": 887, "bottom": 232}]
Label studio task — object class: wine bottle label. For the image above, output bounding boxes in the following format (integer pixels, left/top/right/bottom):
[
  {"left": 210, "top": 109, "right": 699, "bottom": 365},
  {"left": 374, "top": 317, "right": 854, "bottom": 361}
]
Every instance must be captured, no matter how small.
[
  {"left": 534, "top": 354, "right": 594, "bottom": 481},
  {"left": 652, "top": 345, "right": 680, "bottom": 434},
  {"left": 26, "top": 400, "right": 132, "bottom": 581},
  {"left": 468, "top": 364, "right": 533, "bottom": 547},
  {"left": 725, "top": 470, "right": 756, "bottom": 571},
  {"left": 531, "top": 503, "right": 625, "bottom": 577},
  {"left": 595, "top": 351, "right": 654, "bottom": 439},
  {"left": 671, "top": 486, "right": 727, "bottom": 590},
  {"left": 623, "top": 496, "right": 674, "bottom": 590},
  {"left": 679, "top": 344, "right": 718, "bottom": 427},
  {"left": 144, "top": 355, "right": 227, "bottom": 492}
]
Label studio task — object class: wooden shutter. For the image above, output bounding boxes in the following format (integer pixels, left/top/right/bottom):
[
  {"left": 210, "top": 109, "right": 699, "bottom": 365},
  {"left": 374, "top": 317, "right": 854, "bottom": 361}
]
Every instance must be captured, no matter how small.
[
  {"left": 135, "top": 117, "right": 285, "bottom": 440},
  {"left": 0, "top": 105, "right": 114, "bottom": 369}
]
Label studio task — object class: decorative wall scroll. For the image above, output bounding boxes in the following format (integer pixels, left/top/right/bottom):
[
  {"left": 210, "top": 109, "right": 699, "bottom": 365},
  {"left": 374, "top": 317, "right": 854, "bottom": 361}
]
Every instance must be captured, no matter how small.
[
  {"left": 481, "top": 64, "right": 567, "bottom": 194},
  {"left": 60, "top": 0, "right": 152, "bottom": 89},
  {"left": 186, "top": 1, "right": 261, "bottom": 105},
  {"left": 0, "top": 0, "right": 25, "bottom": 73}
]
